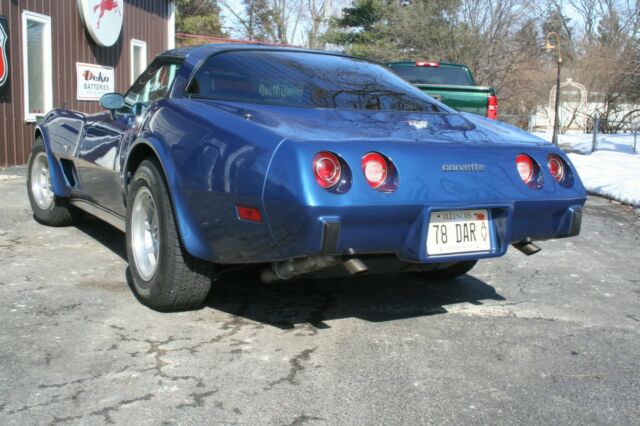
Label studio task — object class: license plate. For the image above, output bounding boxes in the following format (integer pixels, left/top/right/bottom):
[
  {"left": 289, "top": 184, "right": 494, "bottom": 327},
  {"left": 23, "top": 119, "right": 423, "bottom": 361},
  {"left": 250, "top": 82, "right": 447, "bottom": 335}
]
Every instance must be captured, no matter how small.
[{"left": 426, "top": 209, "right": 491, "bottom": 255}]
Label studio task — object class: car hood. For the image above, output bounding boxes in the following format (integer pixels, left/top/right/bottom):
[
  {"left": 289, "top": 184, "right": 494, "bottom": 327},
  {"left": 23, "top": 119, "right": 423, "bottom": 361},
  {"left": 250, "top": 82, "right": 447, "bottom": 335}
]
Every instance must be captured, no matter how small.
[{"left": 197, "top": 99, "right": 548, "bottom": 147}]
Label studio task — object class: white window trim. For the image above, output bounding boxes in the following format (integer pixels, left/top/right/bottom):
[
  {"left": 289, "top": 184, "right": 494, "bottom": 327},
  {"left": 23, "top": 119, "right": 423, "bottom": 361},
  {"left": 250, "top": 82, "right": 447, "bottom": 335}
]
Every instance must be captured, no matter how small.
[
  {"left": 167, "top": 1, "right": 176, "bottom": 50},
  {"left": 22, "top": 10, "right": 53, "bottom": 123},
  {"left": 130, "top": 39, "right": 148, "bottom": 85}
]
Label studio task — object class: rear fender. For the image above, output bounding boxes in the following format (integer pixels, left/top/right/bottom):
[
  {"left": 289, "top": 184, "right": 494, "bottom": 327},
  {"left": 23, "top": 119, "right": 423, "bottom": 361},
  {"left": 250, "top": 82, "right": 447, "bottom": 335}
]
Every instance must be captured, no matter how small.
[{"left": 123, "top": 137, "right": 214, "bottom": 261}]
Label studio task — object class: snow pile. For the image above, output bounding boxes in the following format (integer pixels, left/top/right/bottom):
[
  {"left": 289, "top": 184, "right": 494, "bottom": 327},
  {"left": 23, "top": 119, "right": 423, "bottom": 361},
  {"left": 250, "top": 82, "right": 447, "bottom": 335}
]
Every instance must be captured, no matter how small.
[
  {"left": 567, "top": 151, "right": 640, "bottom": 206},
  {"left": 535, "top": 132, "right": 638, "bottom": 154},
  {"left": 534, "top": 132, "right": 640, "bottom": 207}
]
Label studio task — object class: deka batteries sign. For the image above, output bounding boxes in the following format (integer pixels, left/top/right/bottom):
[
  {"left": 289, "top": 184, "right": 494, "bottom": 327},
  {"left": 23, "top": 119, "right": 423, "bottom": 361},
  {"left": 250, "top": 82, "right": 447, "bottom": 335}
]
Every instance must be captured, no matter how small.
[
  {"left": 76, "top": 63, "right": 115, "bottom": 101},
  {"left": 77, "top": 0, "right": 124, "bottom": 47}
]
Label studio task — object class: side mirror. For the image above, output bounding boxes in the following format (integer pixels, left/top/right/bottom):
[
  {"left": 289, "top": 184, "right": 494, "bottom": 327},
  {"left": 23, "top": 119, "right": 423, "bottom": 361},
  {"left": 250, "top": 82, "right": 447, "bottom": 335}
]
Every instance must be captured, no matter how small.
[{"left": 100, "top": 93, "right": 125, "bottom": 118}]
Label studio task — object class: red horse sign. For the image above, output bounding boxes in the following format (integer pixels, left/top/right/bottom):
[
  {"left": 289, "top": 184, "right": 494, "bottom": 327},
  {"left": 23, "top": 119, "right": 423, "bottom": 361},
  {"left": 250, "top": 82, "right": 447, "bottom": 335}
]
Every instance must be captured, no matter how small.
[
  {"left": 77, "top": 0, "right": 124, "bottom": 47},
  {"left": 93, "top": 0, "right": 121, "bottom": 30}
]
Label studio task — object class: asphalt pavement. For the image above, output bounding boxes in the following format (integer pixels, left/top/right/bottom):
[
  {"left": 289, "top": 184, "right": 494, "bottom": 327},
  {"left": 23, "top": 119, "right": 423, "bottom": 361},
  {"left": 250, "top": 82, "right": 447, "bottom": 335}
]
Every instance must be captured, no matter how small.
[{"left": 1, "top": 166, "right": 639, "bottom": 425}]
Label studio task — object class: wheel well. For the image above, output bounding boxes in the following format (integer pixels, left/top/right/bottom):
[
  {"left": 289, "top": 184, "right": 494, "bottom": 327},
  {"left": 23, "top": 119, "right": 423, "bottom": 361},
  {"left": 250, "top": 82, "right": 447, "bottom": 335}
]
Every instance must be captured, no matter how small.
[
  {"left": 123, "top": 143, "right": 163, "bottom": 205},
  {"left": 126, "top": 143, "right": 158, "bottom": 184},
  {"left": 34, "top": 129, "right": 45, "bottom": 153}
]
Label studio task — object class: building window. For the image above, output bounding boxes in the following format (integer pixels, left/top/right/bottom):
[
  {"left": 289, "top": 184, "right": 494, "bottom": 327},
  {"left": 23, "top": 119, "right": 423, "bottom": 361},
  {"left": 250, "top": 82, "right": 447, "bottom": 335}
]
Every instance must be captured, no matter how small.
[
  {"left": 131, "top": 39, "right": 147, "bottom": 85},
  {"left": 22, "top": 11, "right": 52, "bottom": 122}
]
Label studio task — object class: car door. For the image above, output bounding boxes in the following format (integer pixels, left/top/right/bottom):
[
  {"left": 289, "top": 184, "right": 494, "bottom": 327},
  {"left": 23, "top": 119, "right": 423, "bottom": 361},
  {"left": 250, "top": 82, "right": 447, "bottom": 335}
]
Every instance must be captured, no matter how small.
[{"left": 76, "top": 59, "right": 182, "bottom": 217}]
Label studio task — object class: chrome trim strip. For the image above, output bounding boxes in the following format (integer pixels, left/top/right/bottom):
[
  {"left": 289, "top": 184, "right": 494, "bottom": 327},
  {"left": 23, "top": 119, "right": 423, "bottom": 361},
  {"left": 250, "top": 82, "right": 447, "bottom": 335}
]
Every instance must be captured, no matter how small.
[{"left": 70, "top": 199, "right": 126, "bottom": 232}]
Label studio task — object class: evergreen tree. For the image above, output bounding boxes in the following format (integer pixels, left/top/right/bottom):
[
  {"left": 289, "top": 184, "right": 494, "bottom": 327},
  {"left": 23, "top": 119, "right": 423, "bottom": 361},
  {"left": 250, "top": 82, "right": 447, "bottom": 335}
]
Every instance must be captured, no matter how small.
[{"left": 176, "top": 0, "right": 225, "bottom": 37}]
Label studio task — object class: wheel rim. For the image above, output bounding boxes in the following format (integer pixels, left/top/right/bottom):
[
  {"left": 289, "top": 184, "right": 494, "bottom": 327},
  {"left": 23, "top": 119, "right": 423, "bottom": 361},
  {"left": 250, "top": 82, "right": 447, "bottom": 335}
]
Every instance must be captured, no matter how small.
[
  {"left": 131, "top": 187, "right": 160, "bottom": 281},
  {"left": 30, "top": 152, "right": 54, "bottom": 210}
]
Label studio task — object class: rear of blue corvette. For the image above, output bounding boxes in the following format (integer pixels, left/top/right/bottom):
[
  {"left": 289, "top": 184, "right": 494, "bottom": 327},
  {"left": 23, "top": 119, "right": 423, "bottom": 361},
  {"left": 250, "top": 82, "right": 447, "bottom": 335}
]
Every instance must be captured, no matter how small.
[
  {"left": 261, "top": 136, "right": 584, "bottom": 266},
  {"left": 28, "top": 45, "right": 587, "bottom": 311},
  {"left": 169, "top": 48, "right": 585, "bottom": 277}
]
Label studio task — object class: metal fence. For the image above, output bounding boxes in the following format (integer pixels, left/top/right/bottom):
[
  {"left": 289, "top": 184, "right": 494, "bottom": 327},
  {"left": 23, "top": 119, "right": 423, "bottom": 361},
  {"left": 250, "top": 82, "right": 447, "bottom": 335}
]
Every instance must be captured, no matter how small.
[
  {"left": 497, "top": 113, "right": 639, "bottom": 154},
  {"left": 588, "top": 114, "right": 639, "bottom": 154}
]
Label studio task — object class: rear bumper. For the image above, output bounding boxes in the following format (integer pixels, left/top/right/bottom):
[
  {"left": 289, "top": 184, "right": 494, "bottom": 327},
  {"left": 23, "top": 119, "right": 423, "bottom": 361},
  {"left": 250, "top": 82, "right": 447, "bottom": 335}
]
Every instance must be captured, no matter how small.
[
  {"left": 259, "top": 198, "right": 585, "bottom": 264},
  {"left": 180, "top": 179, "right": 584, "bottom": 264}
]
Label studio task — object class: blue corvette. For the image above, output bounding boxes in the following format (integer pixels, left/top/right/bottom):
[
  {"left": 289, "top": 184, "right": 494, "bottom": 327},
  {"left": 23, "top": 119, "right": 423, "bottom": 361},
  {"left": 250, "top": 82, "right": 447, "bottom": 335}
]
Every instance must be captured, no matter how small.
[{"left": 27, "top": 44, "right": 586, "bottom": 311}]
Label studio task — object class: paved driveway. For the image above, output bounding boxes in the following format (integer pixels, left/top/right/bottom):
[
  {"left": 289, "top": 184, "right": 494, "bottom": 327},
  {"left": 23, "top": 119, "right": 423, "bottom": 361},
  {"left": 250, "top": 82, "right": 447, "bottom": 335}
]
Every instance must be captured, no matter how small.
[{"left": 1, "top": 167, "right": 639, "bottom": 425}]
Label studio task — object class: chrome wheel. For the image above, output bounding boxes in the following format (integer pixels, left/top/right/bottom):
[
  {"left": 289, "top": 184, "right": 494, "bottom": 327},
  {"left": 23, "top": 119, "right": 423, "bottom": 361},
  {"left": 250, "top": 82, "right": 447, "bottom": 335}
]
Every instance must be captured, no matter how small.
[
  {"left": 131, "top": 187, "right": 160, "bottom": 281},
  {"left": 30, "top": 152, "right": 54, "bottom": 210}
]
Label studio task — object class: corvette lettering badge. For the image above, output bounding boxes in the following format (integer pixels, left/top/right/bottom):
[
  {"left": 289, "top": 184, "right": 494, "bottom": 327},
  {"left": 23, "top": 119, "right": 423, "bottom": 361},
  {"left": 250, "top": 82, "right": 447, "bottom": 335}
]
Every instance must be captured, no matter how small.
[{"left": 441, "top": 163, "right": 486, "bottom": 172}]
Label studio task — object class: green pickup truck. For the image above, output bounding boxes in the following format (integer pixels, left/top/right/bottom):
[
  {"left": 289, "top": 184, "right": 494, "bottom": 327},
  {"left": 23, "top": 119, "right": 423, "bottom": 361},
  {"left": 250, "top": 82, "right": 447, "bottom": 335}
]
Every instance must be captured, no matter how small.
[{"left": 387, "top": 61, "right": 497, "bottom": 119}]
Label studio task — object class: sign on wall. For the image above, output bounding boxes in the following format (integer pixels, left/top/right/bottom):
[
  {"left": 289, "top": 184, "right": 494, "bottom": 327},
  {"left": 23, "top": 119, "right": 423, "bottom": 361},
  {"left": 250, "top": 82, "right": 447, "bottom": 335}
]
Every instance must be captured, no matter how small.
[
  {"left": 0, "top": 16, "right": 10, "bottom": 100},
  {"left": 77, "top": 0, "right": 124, "bottom": 47},
  {"left": 76, "top": 62, "right": 115, "bottom": 101}
]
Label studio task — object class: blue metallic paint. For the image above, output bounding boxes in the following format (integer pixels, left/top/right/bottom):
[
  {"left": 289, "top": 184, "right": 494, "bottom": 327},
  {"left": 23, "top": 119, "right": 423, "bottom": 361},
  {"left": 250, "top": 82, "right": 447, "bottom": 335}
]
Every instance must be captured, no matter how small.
[{"left": 37, "top": 44, "right": 587, "bottom": 266}]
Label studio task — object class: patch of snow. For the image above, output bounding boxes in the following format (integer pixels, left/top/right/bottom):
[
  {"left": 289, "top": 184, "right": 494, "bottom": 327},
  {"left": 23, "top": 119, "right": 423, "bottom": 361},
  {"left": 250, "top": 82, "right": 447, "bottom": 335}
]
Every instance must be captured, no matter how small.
[
  {"left": 567, "top": 151, "right": 640, "bottom": 207},
  {"left": 535, "top": 132, "right": 639, "bottom": 155},
  {"left": 533, "top": 132, "right": 640, "bottom": 207}
]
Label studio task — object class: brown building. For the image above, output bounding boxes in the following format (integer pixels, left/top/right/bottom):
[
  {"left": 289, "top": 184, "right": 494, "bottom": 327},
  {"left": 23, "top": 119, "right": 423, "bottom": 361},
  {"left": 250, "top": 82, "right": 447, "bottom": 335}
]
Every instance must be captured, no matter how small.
[{"left": 0, "top": 0, "right": 175, "bottom": 166}]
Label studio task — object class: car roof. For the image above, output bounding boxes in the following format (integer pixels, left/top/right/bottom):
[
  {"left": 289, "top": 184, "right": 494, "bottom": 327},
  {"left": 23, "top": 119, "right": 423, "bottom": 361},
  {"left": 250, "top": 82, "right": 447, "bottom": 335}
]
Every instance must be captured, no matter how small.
[{"left": 159, "top": 43, "right": 326, "bottom": 60}]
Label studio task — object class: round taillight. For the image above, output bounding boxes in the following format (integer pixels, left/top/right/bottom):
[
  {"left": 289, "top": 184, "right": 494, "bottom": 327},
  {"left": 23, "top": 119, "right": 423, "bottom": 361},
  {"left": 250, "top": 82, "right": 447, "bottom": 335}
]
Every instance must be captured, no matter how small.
[
  {"left": 515, "top": 154, "right": 534, "bottom": 184},
  {"left": 548, "top": 155, "right": 565, "bottom": 182},
  {"left": 313, "top": 152, "right": 341, "bottom": 188},
  {"left": 362, "top": 152, "right": 388, "bottom": 189}
]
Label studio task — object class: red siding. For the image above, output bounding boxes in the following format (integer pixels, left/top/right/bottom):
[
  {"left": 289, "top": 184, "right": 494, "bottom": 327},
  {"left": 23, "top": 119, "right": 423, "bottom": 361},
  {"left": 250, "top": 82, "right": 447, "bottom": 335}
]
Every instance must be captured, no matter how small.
[{"left": 0, "top": 0, "right": 170, "bottom": 166}]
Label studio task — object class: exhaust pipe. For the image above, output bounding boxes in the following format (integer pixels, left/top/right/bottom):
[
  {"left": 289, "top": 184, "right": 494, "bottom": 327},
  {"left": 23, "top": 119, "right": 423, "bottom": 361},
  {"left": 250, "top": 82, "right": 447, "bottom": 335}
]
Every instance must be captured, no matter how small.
[
  {"left": 260, "top": 256, "right": 369, "bottom": 283},
  {"left": 512, "top": 238, "right": 541, "bottom": 256},
  {"left": 343, "top": 258, "right": 368, "bottom": 275},
  {"left": 261, "top": 256, "right": 339, "bottom": 283}
]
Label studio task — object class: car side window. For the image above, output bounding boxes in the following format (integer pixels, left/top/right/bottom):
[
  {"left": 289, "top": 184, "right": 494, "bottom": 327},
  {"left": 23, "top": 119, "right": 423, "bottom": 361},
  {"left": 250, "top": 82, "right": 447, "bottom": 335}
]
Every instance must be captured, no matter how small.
[{"left": 125, "top": 60, "right": 181, "bottom": 107}]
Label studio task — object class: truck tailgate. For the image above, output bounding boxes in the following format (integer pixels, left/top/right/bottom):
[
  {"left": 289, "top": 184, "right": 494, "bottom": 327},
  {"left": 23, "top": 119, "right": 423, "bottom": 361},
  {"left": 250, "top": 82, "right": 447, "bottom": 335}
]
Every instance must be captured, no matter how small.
[{"left": 414, "top": 84, "right": 493, "bottom": 117}]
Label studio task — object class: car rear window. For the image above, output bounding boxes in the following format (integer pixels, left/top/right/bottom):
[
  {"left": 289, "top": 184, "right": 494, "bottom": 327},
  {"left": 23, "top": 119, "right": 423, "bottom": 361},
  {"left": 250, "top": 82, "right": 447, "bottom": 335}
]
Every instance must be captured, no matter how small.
[
  {"left": 389, "top": 66, "right": 474, "bottom": 86},
  {"left": 187, "top": 50, "right": 445, "bottom": 112}
]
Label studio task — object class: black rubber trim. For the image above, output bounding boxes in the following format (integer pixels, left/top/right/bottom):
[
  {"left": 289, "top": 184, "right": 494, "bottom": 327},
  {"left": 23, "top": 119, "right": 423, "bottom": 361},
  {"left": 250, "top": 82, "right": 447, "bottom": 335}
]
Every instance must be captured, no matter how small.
[
  {"left": 321, "top": 221, "right": 340, "bottom": 254},
  {"left": 568, "top": 209, "right": 582, "bottom": 237}
]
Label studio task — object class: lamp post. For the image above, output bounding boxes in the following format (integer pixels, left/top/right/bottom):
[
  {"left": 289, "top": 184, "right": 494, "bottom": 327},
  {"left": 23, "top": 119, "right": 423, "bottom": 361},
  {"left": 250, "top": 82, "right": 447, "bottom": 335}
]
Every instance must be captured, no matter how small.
[{"left": 544, "top": 32, "right": 562, "bottom": 147}]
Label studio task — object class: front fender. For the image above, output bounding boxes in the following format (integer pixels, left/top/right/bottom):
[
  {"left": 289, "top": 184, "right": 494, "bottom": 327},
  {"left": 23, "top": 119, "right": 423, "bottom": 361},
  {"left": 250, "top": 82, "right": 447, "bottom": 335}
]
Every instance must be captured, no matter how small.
[{"left": 36, "top": 123, "right": 72, "bottom": 197}]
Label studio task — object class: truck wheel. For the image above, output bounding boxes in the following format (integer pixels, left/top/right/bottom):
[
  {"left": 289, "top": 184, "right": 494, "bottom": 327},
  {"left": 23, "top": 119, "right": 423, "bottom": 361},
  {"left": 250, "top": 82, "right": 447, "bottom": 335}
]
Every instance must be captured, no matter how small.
[
  {"left": 126, "top": 159, "right": 213, "bottom": 311},
  {"left": 26, "top": 138, "right": 77, "bottom": 227},
  {"left": 417, "top": 260, "right": 478, "bottom": 280}
]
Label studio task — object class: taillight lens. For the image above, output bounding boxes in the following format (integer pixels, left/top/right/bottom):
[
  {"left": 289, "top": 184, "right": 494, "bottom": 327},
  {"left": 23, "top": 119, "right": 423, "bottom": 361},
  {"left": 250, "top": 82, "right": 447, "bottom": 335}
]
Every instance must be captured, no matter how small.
[
  {"left": 547, "top": 154, "right": 565, "bottom": 182},
  {"left": 362, "top": 152, "right": 388, "bottom": 189},
  {"left": 515, "top": 154, "right": 534, "bottom": 184},
  {"left": 313, "top": 152, "right": 341, "bottom": 188},
  {"left": 487, "top": 95, "right": 498, "bottom": 120}
]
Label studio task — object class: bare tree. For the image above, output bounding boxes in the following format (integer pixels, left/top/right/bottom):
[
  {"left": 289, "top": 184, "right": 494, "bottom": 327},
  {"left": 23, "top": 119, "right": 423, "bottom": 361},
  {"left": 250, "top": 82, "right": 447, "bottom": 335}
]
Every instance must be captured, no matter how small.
[
  {"left": 221, "top": 0, "right": 306, "bottom": 43},
  {"left": 306, "top": 0, "right": 331, "bottom": 48},
  {"left": 570, "top": 0, "right": 599, "bottom": 41}
]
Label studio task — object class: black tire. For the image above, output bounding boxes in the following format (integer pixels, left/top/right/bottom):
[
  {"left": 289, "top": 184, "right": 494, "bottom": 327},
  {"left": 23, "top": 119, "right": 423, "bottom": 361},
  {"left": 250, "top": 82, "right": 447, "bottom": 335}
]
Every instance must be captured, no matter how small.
[
  {"left": 26, "top": 138, "right": 78, "bottom": 227},
  {"left": 416, "top": 260, "right": 478, "bottom": 280},
  {"left": 126, "top": 159, "right": 213, "bottom": 311}
]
